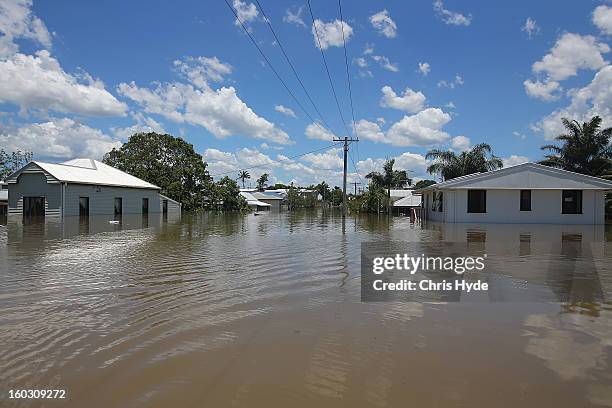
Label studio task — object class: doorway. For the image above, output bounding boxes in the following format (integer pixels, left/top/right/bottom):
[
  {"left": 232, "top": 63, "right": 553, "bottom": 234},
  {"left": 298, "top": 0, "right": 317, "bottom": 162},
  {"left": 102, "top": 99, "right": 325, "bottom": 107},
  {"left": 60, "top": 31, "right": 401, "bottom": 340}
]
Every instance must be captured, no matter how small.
[
  {"left": 79, "top": 197, "right": 89, "bottom": 217},
  {"left": 114, "top": 197, "right": 122, "bottom": 219},
  {"left": 23, "top": 196, "right": 45, "bottom": 218}
]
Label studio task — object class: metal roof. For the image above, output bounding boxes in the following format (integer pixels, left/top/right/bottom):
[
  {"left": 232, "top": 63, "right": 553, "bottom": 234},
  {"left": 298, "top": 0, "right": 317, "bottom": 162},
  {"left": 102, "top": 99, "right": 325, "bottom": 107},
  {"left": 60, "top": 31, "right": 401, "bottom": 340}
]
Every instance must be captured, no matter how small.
[
  {"left": 0, "top": 190, "right": 7, "bottom": 201},
  {"left": 393, "top": 192, "right": 422, "bottom": 207},
  {"left": 419, "top": 162, "right": 612, "bottom": 191},
  {"left": 252, "top": 191, "right": 284, "bottom": 200},
  {"left": 240, "top": 192, "right": 271, "bottom": 207},
  {"left": 9, "top": 159, "right": 160, "bottom": 190}
]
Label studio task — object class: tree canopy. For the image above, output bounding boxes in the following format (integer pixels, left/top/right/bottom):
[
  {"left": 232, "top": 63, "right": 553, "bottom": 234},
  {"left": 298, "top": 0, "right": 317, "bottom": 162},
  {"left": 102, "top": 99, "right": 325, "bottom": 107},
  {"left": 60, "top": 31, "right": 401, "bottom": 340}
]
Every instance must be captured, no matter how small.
[
  {"left": 365, "top": 159, "right": 412, "bottom": 193},
  {"left": 426, "top": 143, "right": 503, "bottom": 181},
  {"left": 0, "top": 149, "right": 33, "bottom": 180},
  {"left": 539, "top": 116, "right": 612, "bottom": 177},
  {"left": 102, "top": 132, "right": 211, "bottom": 211}
]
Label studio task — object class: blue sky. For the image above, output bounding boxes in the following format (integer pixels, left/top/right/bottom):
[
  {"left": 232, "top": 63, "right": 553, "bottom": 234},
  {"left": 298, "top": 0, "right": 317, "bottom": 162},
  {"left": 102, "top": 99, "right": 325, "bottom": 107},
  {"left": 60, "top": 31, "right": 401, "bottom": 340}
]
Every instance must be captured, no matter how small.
[{"left": 1, "top": 0, "right": 611, "bottom": 187}]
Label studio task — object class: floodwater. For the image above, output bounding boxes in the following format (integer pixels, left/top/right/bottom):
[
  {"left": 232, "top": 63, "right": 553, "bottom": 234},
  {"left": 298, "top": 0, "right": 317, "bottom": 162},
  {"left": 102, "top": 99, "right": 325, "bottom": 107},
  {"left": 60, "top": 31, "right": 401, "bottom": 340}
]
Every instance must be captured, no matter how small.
[{"left": 1, "top": 211, "right": 612, "bottom": 408}]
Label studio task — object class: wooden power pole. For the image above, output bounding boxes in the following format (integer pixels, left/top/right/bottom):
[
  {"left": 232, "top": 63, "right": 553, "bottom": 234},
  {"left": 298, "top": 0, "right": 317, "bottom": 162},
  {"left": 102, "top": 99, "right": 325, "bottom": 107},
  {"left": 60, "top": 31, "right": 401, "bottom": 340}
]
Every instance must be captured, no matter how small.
[{"left": 333, "top": 136, "right": 358, "bottom": 216}]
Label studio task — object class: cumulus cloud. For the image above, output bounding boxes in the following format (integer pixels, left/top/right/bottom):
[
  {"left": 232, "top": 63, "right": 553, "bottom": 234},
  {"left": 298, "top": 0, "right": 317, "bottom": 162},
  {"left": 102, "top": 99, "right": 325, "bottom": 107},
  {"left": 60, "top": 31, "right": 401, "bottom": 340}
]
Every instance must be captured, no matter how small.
[
  {"left": 371, "top": 55, "right": 399, "bottom": 72},
  {"left": 0, "top": 0, "right": 51, "bottom": 58},
  {"left": 274, "top": 104, "right": 296, "bottom": 118},
  {"left": 283, "top": 5, "right": 306, "bottom": 28},
  {"left": 0, "top": 50, "right": 127, "bottom": 116},
  {"left": 523, "top": 79, "right": 561, "bottom": 102},
  {"left": 173, "top": 56, "right": 232, "bottom": 88},
  {"left": 450, "top": 135, "right": 470, "bottom": 151},
  {"left": 233, "top": 0, "right": 258, "bottom": 27},
  {"left": 355, "top": 108, "right": 452, "bottom": 147},
  {"left": 117, "top": 58, "right": 291, "bottom": 145},
  {"left": 437, "top": 74, "right": 464, "bottom": 89},
  {"left": 418, "top": 62, "right": 430, "bottom": 76},
  {"left": 534, "top": 65, "right": 612, "bottom": 140},
  {"left": 531, "top": 33, "right": 609, "bottom": 81},
  {"left": 305, "top": 123, "right": 338, "bottom": 141},
  {"left": 312, "top": 19, "right": 353, "bottom": 50},
  {"left": 369, "top": 10, "right": 397, "bottom": 38},
  {"left": 302, "top": 148, "right": 342, "bottom": 169},
  {"left": 433, "top": 0, "right": 472, "bottom": 26},
  {"left": 112, "top": 112, "right": 166, "bottom": 140},
  {"left": 503, "top": 155, "right": 529, "bottom": 167},
  {"left": 380, "top": 86, "right": 426, "bottom": 113},
  {"left": 357, "top": 152, "right": 429, "bottom": 180},
  {"left": 0, "top": 118, "right": 121, "bottom": 159},
  {"left": 593, "top": 5, "right": 612, "bottom": 36},
  {"left": 521, "top": 17, "right": 540, "bottom": 39}
]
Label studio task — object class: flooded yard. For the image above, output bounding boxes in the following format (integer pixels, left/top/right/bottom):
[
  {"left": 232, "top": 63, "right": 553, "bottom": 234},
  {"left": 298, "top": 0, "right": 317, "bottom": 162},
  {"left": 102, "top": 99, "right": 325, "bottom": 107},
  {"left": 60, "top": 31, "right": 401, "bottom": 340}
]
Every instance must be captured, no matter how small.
[{"left": 1, "top": 211, "right": 612, "bottom": 407}]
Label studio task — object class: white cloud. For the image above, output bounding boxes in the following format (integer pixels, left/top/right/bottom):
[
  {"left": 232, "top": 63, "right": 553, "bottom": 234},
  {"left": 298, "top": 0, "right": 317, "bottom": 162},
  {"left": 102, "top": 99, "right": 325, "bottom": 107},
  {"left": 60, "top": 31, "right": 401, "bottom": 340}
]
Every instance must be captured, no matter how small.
[
  {"left": 418, "top": 62, "right": 430, "bottom": 76},
  {"left": 521, "top": 17, "right": 540, "bottom": 39},
  {"left": 523, "top": 79, "right": 561, "bottom": 102},
  {"left": 451, "top": 135, "right": 470, "bottom": 151},
  {"left": 433, "top": 0, "right": 472, "bottom": 26},
  {"left": 274, "top": 104, "right": 296, "bottom": 118},
  {"left": 233, "top": 0, "right": 258, "bottom": 27},
  {"left": 118, "top": 69, "right": 291, "bottom": 144},
  {"left": 312, "top": 19, "right": 353, "bottom": 50},
  {"left": 112, "top": 112, "right": 166, "bottom": 140},
  {"left": 386, "top": 108, "right": 451, "bottom": 147},
  {"left": 363, "top": 43, "right": 374, "bottom": 55},
  {"left": 305, "top": 122, "right": 337, "bottom": 141},
  {"left": 0, "top": 50, "right": 127, "bottom": 116},
  {"left": 372, "top": 55, "right": 399, "bottom": 72},
  {"left": 531, "top": 33, "right": 609, "bottom": 81},
  {"left": 302, "top": 148, "right": 342, "bottom": 169},
  {"left": 369, "top": 10, "right": 397, "bottom": 38},
  {"left": 0, "top": 118, "right": 121, "bottom": 159},
  {"left": 380, "top": 86, "right": 426, "bottom": 113},
  {"left": 513, "top": 131, "right": 526, "bottom": 140},
  {"left": 355, "top": 108, "right": 452, "bottom": 147},
  {"left": 283, "top": 5, "right": 306, "bottom": 28},
  {"left": 353, "top": 57, "right": 368, "bottom": 68},
  {"left": 357, "top": 152, "right": 428, "bottom": 179},
  {"left": 534, "top": 65, "right": 612, "bottom": 140},
  {"left": 446, "top": 101, "right": 456, "bottom": 109},
  {"left": 0, "top": 0, "right": 51, "bottom": 58},
  {"left": 437, "top": 74, "right": 464, "bottom": 89},
  {"left": 173, "top": 56, "right": 232, "bottom": 89},
  {"left": 503, "top": 155, "right": 529, "bottom": 167},
  {"left": 593, "top": 5, "right": 612, "bottom": 36}
]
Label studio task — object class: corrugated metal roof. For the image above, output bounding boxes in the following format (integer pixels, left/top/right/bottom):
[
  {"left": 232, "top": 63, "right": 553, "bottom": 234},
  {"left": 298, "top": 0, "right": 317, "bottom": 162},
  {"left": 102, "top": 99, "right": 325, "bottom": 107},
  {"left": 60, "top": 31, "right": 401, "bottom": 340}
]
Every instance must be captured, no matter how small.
[
  {"left": 29, "top": 159, "right": 160, "bottom": 190},
  {"left": 393, "top": 193, "right": 422, "bottom": 207},
  {"left": 252, "top": 191, "right": 284, "bottom": 200},
  {"left": 240, "top": 192, "right": 271, "bottom": 207}
]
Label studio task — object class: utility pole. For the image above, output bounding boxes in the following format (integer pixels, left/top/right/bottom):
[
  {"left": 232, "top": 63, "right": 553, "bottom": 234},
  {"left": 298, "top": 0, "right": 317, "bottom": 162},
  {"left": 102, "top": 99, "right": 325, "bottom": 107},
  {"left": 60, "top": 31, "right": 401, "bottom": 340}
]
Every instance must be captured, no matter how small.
[
  {"left": 333, "top": 136, "right": 358, "bottom": 216},
  {"left": 351, "top": 182, "right": 361, "bottom": 196}
]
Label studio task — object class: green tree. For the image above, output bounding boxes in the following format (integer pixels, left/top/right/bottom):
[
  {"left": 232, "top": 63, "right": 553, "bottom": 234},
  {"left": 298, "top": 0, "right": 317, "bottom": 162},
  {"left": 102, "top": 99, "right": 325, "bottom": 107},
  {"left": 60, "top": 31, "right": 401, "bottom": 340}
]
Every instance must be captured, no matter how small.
[
  {"left": 256, "top": 173, "right": 269, "bottom": 191},
  {"left": 365, "top": 159, "right": 412, "bottom": 213},
  {"left": 103, "top": 132, "right": 211, "bottom": 211},
  {"left": 238, "top": 170, "right": 251, "bottom": 188},
  {"left": 0, "top": 149, "right": 33, "bottom": 180},
  {"left": 315, "top": 181, "right": 331, "bottom": 204},
  {"left": 286, "top": 184, "right": 302, "bottom": 210},
  {"left": 211, "top": 176, "right": 248, "bottom": 211},
  {"left": 414, "top": 179, "right": 437, "bottom": 189},
  {"left": 426, "top": 143, "right": 503, "bottom": 181},
  {"left": 539, "top": 116, "right": 612, "bottom": 177}
]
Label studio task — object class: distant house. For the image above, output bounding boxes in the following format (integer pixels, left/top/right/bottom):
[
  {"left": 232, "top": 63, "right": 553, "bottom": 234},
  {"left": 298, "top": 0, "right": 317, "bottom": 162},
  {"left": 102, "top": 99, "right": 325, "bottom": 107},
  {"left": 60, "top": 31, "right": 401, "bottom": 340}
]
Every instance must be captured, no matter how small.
[
  {"left": 240, "top": 191, "right": 271, "bottom": 211},
  {"left": 393, "top": 191, "right": 422, "bottom": 215},
  {"left": 5, "top": 159, "right": 181, "bottom": 219},
  {"left": 0, "top": 182, "right": 7, "bottom": 217},
  {"left": 419, "top": 163, "right": 612, "bottom": 224}
]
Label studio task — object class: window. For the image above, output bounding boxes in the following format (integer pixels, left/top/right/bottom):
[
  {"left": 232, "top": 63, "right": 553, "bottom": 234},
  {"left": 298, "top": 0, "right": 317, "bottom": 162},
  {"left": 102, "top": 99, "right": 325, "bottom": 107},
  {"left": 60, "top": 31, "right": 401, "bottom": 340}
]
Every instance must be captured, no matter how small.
[
  {"left": 79, "top": 197, "right": 89, "bottom": 217},
  {"left": 430, "top": 193, "right": 436, "bottom": 212},
  {"left": 562, "top": 190, "right": 582, "bottom": 214},
  {"left": 162, "top": 199, "right": 168, "bottom": 215},
  {"left": 114, "top": 198, "right": 122, "bottom": 218},
  {"left": 467, "top": 190, "right": 486, "bottom": 213},
  {"left": 142, "top": 198, "right": 149, "bottom": 215},
  {"left": 437, "top": 192, "right": 443, "bottom": 212},
  {"left": 520, "top": 190, "right": 531, "bottom": 211}
]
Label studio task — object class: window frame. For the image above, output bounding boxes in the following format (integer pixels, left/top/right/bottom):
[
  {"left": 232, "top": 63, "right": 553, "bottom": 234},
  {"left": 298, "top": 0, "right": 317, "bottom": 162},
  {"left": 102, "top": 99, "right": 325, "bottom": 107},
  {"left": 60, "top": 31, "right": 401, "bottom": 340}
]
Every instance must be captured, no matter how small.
[
  {"left": 467, "top": 190, "right": 487, "bottom": 213},
  {"left": 520, "top": 190, "right": 531, "bottom": 212},
  {"left": 561, "top": 190, "right": 582, "bottom": 214}
]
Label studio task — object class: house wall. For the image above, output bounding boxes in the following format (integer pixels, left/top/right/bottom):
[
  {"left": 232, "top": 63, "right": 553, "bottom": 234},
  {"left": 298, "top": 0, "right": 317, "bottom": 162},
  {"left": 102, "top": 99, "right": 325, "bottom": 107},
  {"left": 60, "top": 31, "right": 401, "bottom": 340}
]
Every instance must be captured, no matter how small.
[
  {"left": 8, "top": 172, "right": 61, "bottom": 216},
  {"left": 159, "top": 196, "right": 182, "bottom": 216},
  {"left": 258, "top": 199, "right": 282, "bottom": 211},
  {"left": 63, "top": 184, "right": 161, "bottom": 216},
  {"left": 426, "top": 189, "right": 606, "bottom": 224}
]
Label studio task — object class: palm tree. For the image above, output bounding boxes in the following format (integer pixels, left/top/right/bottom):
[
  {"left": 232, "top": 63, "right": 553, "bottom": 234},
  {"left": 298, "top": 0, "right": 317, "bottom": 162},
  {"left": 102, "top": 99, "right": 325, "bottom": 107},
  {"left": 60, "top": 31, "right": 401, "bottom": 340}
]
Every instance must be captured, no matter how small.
[
  {"left": 238, "top": 170, "right": 250, "bottom": 188},
  {"left": 366, "top": 159, "right": 412, "bottom": 193},
  {"left": 540, "top": 116, "right": 612, "bottom": 177},
  {"left": 426, "top": 143, "right": 503, "bottom": 181},
  {"left": 256, "top": 173, "right": 269, "bottom": 191}
]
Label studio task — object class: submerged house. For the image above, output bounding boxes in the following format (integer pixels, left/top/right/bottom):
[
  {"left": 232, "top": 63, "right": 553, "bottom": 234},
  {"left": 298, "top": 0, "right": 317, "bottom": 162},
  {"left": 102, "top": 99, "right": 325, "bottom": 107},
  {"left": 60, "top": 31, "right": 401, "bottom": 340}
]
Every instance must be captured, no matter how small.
[
  {"left": 240, "top": 191, "right": 272, "bottom": 211},
  {"left": 420, "top": 163, "right": 612, "bottom": 224},
  {"left": 5, "top": 159, "right": 181, "bottom": 219},
  {"left": 0, "top": 182, "right": 7, "bottom": 217}
]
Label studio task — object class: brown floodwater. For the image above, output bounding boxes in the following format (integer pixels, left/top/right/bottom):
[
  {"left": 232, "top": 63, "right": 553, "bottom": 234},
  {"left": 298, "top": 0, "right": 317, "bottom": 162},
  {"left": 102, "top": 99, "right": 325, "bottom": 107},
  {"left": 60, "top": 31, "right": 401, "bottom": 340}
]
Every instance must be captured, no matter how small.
[{"left": 1, "top": 211, "right": 611, "bottom": 408}]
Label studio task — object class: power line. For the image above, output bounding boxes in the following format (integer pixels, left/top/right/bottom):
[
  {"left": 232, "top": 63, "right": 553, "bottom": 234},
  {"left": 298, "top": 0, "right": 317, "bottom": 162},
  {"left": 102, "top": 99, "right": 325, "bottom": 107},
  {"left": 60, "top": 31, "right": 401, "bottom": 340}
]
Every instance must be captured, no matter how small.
[
  {"left": 254, "top": 0, "right": 334, "bottom": 133},
  {"left": 222, "top": 0, "right": 331, "bottom": 136},
  {"left": 338, "top": 0, "right": 357, "bottom": 141},
  {"left": 208, "top": 142, "right": 343, "bottom": 178},
  {"left": 307, "top": 0, "right": 352, "bottom": 139}
]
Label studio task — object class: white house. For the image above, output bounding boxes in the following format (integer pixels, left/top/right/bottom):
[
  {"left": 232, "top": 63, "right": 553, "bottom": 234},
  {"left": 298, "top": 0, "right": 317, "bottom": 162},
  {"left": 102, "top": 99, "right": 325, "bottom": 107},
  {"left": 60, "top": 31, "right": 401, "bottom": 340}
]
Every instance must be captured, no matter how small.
[
  {"left": 419, "top": 163, "right": 612, "bottom": 224},
  {"left": 240, "top": 191, "right": 272, "bottom": 211}
]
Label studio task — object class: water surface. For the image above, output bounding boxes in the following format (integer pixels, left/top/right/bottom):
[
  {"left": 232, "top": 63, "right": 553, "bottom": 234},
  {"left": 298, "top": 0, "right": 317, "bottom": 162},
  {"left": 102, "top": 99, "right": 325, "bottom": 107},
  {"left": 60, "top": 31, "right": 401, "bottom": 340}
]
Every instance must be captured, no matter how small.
[{"left": 1, "top": 212, "right": 611, "bottom": 407}]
